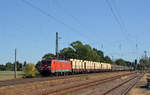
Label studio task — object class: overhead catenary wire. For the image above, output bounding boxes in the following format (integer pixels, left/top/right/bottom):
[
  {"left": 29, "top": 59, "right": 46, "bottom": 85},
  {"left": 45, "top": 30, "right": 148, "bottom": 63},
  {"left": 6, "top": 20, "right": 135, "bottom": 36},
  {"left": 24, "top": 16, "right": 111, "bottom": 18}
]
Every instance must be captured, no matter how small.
[
  {"left": 51, "top": 0, "right": 81, "bottom": 24},
  {"left": 21, "top": 0, "right": 98, "bottom": 46},
  {"left": 105, "top": 0, "right": 127, "bottom": 57},
  {"left": 50, "top": 0, "right": 102, "bottom": 45},
  {"left": 105, "top": 0, "right": 124, "bottom": 32},
  {"left": 21, "top": 0, "right": 76, "bottom": 32},
  {"left": 111, "top": 0, "right": 136, "bottom": 41},
  {"left": 21, "top": 0, "right": 138, "bottom": 61},
  {"left": 113, "top": 0, "right": 139, "bottom": 60},
  {"left": 105, "top": 0, "right": 134, "bottom": 42},
  {"left": 105, "top": 0, "right": 140, "bottom": 60},
  {"left": 111, "top": 0, "right": 127, "bottom": 32}
]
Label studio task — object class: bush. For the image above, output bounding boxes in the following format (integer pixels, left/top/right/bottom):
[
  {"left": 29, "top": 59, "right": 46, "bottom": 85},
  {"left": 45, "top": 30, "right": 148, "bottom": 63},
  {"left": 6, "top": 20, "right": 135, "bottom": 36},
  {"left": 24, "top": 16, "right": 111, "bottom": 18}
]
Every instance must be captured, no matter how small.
[{"left": 23, "top": 64, "right": 38, "bottom": 78}]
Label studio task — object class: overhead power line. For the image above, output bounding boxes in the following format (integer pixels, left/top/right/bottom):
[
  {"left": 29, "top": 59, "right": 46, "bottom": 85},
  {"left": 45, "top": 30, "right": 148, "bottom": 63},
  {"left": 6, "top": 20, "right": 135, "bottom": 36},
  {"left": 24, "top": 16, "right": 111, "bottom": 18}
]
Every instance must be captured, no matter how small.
[
  {"left": 51, "top": 0, "right": 80, "bottom": 23},
  {"left": 105, "top": 0, "right": 124, "bottom": 32},
  {"left": 111, "top": 0, "right": 127, "bottom": 32},
  {"left": 51, "top": 0, "right": 103, "bottom": 45},
  {"left": 21, "top": 0, "right": 99, "bottom": 46},
  {"left": 105, "top": 0, "right": 139, "bottom": 57},
  {"left": 21, "top": 0, "right": 76, "bottom": 32},
  {"left": 111, "top": 0, "right": 135, "bottom": 41},
  {"left": 105, "top": 0, "right": 135, "bottom": 42}
]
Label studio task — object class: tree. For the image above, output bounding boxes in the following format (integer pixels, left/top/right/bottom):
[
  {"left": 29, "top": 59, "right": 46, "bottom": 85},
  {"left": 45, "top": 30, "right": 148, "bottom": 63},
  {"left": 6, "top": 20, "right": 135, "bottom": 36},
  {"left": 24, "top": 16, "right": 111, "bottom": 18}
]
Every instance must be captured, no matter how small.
[
  {"left": 70, "top": 41, "right": 85, "bottom": 59},
  {"left": 93, "top": 48, "right": 104, "bottom": 61},
  {"left": 43, "top": 41, "right": 114, "bottom": 64},
  {"left": 115, "top": 59, "right": 126, "bottom": 66},
  {"left": 0, "top": 64, "right": 5, "bottom": 71},
  {"left": 5, "top": 62, "right": 14, "bottom": 71},
  {"left": 23, "top": 61, "right": 27, "bottom": 67},
  {"left": 104, "top": 56, "right": 112, "bottom": 63},
  {"left": 23, "top": 64, "right": 38, "bottom": 78},
  {"left": 59, "top": 41, "right": 93, "bottom": 60},
  {"left": 70, "top": 41, "right": 83, "bottom": 51},
  {"left": 139, "top": 57, "right": 150, "bottom": 70},
  {"left": 59, "top": 47, "right": 77, "bottom": 59},
  {"left": 89, "top": 50, "right": 100, "bottom": 62},
  {"left": 125, "top": 61, "right": 132, "bottom": 67},
  {"left": 58, "top": 41, "right": 113, "bottom": 63},
  {"left": 42, "top": 53, "right": 55, "bottom": 59},
  {"left": 77, "top": 44, "right": 91, "bottom": 60},
  {"left": 16, "top": 61, "right": 23, "bottom": 71},
  {"left": 35, "top": 61, "right": 41, "bottom": 72}
]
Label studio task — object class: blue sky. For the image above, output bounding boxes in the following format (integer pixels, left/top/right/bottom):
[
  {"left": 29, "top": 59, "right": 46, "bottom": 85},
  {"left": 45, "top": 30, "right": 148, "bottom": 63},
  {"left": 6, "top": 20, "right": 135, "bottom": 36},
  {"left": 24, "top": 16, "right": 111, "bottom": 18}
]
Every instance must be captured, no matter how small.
[{"left": 0, "top": 0, "right": 150, "bottom": 64}]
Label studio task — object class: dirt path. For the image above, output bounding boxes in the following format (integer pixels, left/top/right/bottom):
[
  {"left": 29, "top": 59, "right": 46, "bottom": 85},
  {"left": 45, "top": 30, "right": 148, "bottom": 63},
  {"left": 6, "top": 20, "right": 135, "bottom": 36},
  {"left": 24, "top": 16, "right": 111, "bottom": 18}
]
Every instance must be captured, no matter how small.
[{"left": 128, "top": 73, "right": 150, "bottom": 95}]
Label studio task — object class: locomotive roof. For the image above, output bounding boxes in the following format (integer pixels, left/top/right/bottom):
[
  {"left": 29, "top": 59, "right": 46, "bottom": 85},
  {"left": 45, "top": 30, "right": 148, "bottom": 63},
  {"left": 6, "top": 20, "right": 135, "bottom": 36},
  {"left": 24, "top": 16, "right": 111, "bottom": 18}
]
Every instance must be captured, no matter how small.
[{"left": 55, "top": 59, "right": 70, "bottom": 62}]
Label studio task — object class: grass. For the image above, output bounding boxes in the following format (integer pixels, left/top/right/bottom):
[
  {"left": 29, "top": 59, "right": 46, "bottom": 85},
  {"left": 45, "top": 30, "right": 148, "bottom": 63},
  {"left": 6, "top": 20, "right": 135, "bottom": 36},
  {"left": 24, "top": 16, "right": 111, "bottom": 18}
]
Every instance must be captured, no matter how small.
[{"left": 0, "top": 71, "right": 24, "bottom": 81}]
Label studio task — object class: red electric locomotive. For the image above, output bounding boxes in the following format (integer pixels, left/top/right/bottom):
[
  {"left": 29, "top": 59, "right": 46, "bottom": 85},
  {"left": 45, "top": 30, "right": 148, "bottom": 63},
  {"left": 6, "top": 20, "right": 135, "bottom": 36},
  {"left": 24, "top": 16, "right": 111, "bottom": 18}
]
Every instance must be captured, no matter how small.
[{"left": 40, "top": 58, "right": 72, "bottom": 75}]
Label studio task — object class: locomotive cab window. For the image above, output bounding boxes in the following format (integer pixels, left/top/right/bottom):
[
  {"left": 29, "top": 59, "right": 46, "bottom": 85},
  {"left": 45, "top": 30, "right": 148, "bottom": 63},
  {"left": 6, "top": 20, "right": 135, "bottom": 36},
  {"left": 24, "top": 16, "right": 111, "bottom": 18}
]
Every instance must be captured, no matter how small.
[{"left": 42, "top": 61, "right": 51, "bottom": 64}]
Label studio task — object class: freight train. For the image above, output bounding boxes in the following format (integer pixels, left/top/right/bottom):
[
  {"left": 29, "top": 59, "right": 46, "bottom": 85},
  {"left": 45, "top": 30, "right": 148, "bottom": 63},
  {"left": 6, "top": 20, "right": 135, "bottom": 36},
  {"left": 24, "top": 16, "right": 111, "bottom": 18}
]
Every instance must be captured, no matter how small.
[{"left": 40, "top": 58, "right": 132, "bottom": 75}]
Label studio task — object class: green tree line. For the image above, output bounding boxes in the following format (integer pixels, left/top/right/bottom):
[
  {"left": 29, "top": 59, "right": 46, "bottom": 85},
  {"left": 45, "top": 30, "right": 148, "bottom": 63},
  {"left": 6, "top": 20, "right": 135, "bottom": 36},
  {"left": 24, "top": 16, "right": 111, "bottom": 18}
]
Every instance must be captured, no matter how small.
[
  {"left": 2, "top": 41, "right": 147, "bottom": 71},
  {"left": 0, "top": 61, "right": 27, "bottom": 71},
  {"left": 42, "top": 41, "right": 133, "bottom": 67}
]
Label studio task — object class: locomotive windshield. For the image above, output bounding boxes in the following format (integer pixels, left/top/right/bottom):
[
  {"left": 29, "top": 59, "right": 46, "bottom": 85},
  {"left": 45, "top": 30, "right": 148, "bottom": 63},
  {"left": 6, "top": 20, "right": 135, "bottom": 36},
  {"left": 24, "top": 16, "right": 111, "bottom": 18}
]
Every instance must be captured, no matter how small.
[{"left": 42, "top": 61, "right": 51, "bottom": 64}]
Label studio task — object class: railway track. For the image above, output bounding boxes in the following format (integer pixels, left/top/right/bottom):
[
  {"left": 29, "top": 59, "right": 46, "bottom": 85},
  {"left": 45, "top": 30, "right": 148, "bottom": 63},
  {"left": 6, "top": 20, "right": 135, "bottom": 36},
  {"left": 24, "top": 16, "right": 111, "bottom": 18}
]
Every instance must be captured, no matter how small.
[
  {"left": 37, "top": 72, "right": 135, "bottom": 95},
  {"left": 0, "top": 72, "right": 131, "bottom": 87},
  {"left": 0, "top": 74, "right": 91, "bottom": 87},
  {"left": 100, "top": 73, "right": 143, "bottom": 95}
]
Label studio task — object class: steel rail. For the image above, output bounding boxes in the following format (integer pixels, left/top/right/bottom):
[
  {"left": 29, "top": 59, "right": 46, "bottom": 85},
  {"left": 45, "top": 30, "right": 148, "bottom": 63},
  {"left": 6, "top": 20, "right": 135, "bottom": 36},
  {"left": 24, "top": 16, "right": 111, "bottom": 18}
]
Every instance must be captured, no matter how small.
[
  {"left": 121, "top": 74, "right": 143, "bottom": 95},
  {"left": 0, "top": 72, "right": 133, "bottom": 87},
  {"left": 100, "top": 74, "right": 142, "bottom": 95},
  {"left": 39, "top": 73, "right": 135, "bottom": 95}
]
